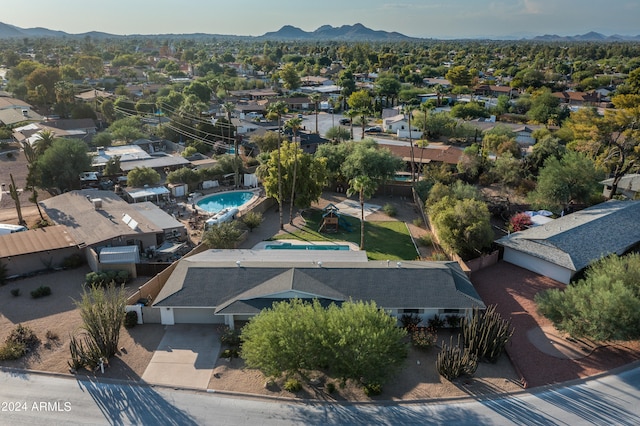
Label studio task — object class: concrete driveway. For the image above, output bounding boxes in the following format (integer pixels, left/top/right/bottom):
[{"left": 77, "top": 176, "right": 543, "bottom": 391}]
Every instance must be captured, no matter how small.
[{"left": 142, "top": 324, "right": 220, "bottom": 390}]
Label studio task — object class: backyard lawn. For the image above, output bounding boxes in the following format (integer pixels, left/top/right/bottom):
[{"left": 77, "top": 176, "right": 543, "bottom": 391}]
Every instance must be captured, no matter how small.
[{"left": 274, "top": 209, "right": 420, "bottom": 260}]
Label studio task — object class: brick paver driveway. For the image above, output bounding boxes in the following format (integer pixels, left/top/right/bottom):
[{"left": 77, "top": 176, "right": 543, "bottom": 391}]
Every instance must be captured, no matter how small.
[{"left": 472, "top": 261, "right": 640, "bottom": 388}]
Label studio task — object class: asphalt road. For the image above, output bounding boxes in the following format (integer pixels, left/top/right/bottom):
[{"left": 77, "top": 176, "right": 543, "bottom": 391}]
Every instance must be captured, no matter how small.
[{"left": 1, "top": 365, "right": 639, "bottom": 425}]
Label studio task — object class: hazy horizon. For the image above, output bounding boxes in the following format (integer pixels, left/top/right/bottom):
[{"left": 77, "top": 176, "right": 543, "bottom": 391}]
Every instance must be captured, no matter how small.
[{"left": 2, "top": 0, "right": 639, "bottom": 40}]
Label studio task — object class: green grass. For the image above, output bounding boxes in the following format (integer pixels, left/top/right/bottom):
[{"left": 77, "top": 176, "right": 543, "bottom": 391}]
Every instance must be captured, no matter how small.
[{"left": 273, "top": 209, "right": 419, "bottom": 260}]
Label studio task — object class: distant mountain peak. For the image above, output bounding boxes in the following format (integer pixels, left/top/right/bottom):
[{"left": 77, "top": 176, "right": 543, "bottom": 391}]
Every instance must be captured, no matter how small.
[{"left": 260, "top": 23, "right": 414, "bottom": 41}]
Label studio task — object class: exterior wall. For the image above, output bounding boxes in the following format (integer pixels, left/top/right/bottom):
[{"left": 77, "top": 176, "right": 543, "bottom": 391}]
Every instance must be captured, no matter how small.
[
  {"left": 503, "top": 247, "right": 572, "bottom": 284},
  {"left": 160, "top": 307, "right": 175, "bottom": 325},
  {"left": 2, "top": 247, "right": 80, "bottom": 278}
]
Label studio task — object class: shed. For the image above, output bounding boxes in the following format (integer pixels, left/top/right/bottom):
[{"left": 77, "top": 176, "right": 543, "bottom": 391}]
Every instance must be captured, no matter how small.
[{"left": 99, "top": 246, "right": 140, "bottom": 264}]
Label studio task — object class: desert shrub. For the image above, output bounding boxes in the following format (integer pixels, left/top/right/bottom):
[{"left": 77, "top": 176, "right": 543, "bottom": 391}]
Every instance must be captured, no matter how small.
[
  {"left": 446, "top": 315, "right": 462, "bottom": 329},
  {"left": 241, "top": 211, "right": 263, "bottom": 232},
  {"left": 430, "top": 252, "right": 449, "bottom": 261},
  {"left": 220, "top": 327, "right": 241, "bottom": 348},
  {"left": 283, "top": 378, "right": 302, "bottom": 393},
  {"left": 362, "top": 383, "right": 382, "bottom": 396},
  {"left": 10, "top": 288, "right": 20, "bottom": 297},
  {"left": 30, "top": 285, "right": 52, "bottom": 298},
  {"left": 6, "top": 152, "right": 13, "bottom": 159},
  {"left": 382, "top": 203, "right": 397, "bottom": 217},
  {"left": 124, "top": 311, "right": 138, "bottom": 328},
  {"left": 427, "top": 314, "right": 445, "bottom": 330},
  {"left": 45, "top": 330, "right": 59, "bottom": 341},
  {"left": 399, "top": 313, "right": 421, "bottom": 331},
  {"left": 418, "top": 234, "right": 433, "bottom": 247},
  {"left": 85, "top": 270, "right": 130, "bottom": 287},
  {"left": 326, "top": 382, "right": 336, "bottom": 394},
  {"left": 411, "top": 328, "right": 437, "bottom": 349},
  {"left": 412, "top": 218, "right": 423, "bottom": 227},
  {"left": 0, "top": 341, "right": 26, "bottom": 360},
  {"left": 0, "top": 324, "right": 40, "bottom": 360},
  {"left": 221, "top": 348, "right": 239, "bottom": 359},
  {"left": 62, "top": 253, "right": 85, "bottom": 269}
]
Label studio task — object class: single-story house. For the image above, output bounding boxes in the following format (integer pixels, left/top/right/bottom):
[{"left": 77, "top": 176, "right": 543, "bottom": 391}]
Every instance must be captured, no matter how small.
[
  {"left": 149, "top": 249, "right": 485, "bottom": 328},
  {"left": 0, "top": 225, "right": 79, "bottom": 278},
  {"left": 40, "top": 190, "right": 186, "bottom": 272},
  {"left": 0, "top": 97, "right": 43, "bottom": 125},
  {"left": 496, "top": 200, "right": 640, "bottom": 284},
  {"left": 601, "top": 174, "right": 640, "bottom": 200}
]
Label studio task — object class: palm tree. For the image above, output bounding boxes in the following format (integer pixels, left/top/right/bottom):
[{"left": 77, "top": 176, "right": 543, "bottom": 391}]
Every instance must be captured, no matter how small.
[
  {"left": 344, "top": 109, "right": 359, "bottom": 141},
  {"left": 222, "top": 102, "right": 239, "bottom": 188},
  {"left": 346, "top": 175, "right": 377, "bottom": 250},
  {"left": 403, "top": 104, "right": 417, "bottom": 182},
  {"left": 308, "top": 92, "right": 321, "bottom": 134},
  {"left": 285, "top": 117, "right": 303, "bottom": 224},
  {"left": 266, "top": 100, "right": 289, "bottom": 230},
  {"left": 33, "top": 129, "right": 56, "bottom": 157}
]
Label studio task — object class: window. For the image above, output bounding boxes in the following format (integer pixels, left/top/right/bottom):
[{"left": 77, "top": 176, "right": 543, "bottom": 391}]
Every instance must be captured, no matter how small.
[
  {"left": 401, "top": 309, "right": 422, "bottom": 314},
  {"left": 441, "top": 309, "right": 462, "bottom": 314}
]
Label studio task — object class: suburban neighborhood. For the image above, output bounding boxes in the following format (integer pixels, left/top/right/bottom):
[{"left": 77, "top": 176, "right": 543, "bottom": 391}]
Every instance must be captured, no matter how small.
[{"left": 0, "top": 11, "right": 639, "bottom": 424}]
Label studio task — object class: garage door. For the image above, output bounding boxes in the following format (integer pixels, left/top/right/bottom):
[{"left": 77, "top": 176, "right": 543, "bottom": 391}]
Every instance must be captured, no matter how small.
[{"left": 172, "top": 308, "right": 222, "bottom": 324}]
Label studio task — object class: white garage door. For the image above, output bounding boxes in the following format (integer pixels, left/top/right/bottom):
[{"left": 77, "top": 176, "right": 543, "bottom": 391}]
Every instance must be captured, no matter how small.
[
  {"left": 172, "top": 308, "right": 222, "bottom": 324},
  {"left": 503, "top": 248, "right": 572, "bottom": 284}
]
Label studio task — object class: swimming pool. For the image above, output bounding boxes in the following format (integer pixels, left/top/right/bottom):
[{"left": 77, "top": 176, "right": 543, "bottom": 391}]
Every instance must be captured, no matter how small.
[
  {"left": 264, "top": 242, "right": 351, "bottom": 251},
  {"left": 196, "top": 191, "right": 255, "bottom": 213}
]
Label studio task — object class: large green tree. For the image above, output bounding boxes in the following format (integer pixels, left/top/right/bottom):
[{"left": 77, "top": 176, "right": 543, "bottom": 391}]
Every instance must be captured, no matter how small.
[
  {"left": 241, "top": 299, "right": 407, "bottom": 390},
  {"left": 536, "top": 253, "right": 640, "bottom": 341},
  {"left": 258, "top": 140, "right": 328, "bottom": 213},
  {"left": 202, "top": 221, "right": 243, "bottom": 249},
  {"left": 36, "top": 138, "right": 92, "bottom": 192},
  {"left": 430, "top": 196, "right": 494, "bottom": 260},
  {"left": 126, "top": 167, "right": 161, "bottom": 188},
  {"left": 347, "top": 90, "right": 373, "bottom": 139},
  {"left": 528, "top": 151, "right": 604, "bottom": 212}
]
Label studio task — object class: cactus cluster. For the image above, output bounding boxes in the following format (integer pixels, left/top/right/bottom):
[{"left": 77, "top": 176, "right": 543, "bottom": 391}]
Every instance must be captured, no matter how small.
[
  {"left": 462, "top": 305, "right": 514, "bottom": 363},
  {"left": 436, "top": 335, "right": 478, "bottom": 380}
]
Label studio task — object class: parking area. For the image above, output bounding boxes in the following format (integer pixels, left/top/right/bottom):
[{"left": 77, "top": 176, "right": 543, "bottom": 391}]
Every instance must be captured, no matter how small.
[{"left": 142, "top": 324, "right": 220, "bottom": 390}]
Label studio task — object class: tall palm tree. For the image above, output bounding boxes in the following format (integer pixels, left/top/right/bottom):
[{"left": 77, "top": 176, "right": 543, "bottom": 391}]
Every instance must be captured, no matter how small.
[
  {"left": 404, "top": 103, "right": 418, "bottom": 183},
  {"left": 222, "top": 102, "right": 239, "bottom": 187},
  {"left": 344, "top": 109, "right": 359, "bottom": 141},
  {"left": 266, "top": 100, "right": 289, "bottom": 230},
  {"left": 285, "top": 117, "right": 303, "bottom": 224},
  {"left": 308, "top": 92, "right": 321, "bottom": 134},
  {"left": 346, "top": 175, "right": 377, "bottom": 250}
]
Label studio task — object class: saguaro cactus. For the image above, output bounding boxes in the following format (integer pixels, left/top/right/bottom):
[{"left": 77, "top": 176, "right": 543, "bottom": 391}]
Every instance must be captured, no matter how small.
[{"left": 8, "top": 174, "right": 25, "bottom": 226}]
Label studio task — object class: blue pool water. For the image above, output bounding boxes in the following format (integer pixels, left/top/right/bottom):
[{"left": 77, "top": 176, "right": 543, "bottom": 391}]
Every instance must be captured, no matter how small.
[
  {"left": 265, "top": 242, "right": 350, "bottom": 251},
  {"left": 196, "top": 191, "right": 255, "bottom": 213}
]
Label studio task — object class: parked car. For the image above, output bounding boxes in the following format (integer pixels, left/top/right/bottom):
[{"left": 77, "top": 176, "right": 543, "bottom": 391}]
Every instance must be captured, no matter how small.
[
  {"left": 364, "top": 126, "right": 382, "bottom": 133},
  {"left": 339, "top": 118, "right": 351, "bottom": 125}
]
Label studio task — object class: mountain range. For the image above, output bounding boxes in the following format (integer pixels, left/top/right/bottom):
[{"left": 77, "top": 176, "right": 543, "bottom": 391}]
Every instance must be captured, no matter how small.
[{"left": 0, "top": 21, "right": 638, "bottom": 42}]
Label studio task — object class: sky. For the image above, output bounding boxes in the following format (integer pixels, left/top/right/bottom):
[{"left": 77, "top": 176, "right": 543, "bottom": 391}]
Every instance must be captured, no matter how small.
[{"left": 2, "top": 0, "right": 639, "bottom": 39}]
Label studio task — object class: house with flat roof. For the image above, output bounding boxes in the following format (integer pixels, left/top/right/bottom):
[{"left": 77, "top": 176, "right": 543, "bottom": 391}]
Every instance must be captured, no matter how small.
[
  {"left": 0, "top": 225, "right": 79, "bottom": 278},
  {"left": 496, "top": 200, "right": 640, "bottom": 284},
  {"left": 145, "top": 249, "right": 485, "bottom": 328},
  {"left": 40, "top": 190, "right": 186, "bottom": 274}
]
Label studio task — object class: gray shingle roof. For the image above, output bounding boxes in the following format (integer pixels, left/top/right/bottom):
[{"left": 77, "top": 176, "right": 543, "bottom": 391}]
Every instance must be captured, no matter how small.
[
  {"left": 497, "top": 200, "right": 640, "bottom": 271},
  {"left": 153, "top": 260, "right": 485, "bottom": 313}
]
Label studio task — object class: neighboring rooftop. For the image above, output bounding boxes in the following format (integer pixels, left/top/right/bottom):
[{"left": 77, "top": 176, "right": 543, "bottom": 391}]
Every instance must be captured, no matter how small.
[
  {"left": 0, "top": 225, "right": 78, "bottom": 258},
  {"left": 497, "top": 200, "right": 640, "bottom": 272},
  {"left": 40, "top": 190, "right": 165, "bottom": 247}
]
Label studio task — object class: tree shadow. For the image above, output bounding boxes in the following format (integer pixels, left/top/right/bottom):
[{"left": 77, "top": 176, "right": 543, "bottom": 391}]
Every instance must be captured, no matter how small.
[{"left": 77, "top": 375, "right": 198, "bottom": 426}]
